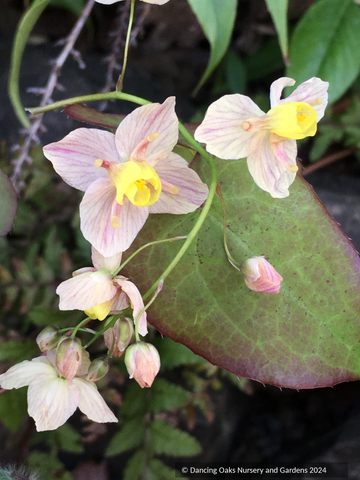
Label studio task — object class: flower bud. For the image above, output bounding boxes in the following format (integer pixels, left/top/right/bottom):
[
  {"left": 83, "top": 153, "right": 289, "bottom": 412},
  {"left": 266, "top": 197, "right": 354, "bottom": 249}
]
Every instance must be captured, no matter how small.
[
  {"left": 240, "top": 256, "right": 283, "bottom": 294},
  {"left": 86, "top": 357, "right": 109, "bottom": 382},
  {"left": 104, "top": 317, "right": 134, "bottom": 357},
  {"left": 124, "top": 342, "right": 160, "bottom": 388},
  {"left": 55, "top": 337, "right": 83, "bottom": 383},
  {"left": 36, "top": 326, "right": 60, "bottom": 352}
]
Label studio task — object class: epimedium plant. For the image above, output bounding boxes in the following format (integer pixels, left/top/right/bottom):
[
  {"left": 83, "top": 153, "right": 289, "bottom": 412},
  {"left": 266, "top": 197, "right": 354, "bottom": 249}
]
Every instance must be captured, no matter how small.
[{"left": 2, "top": 0, "right": 360, "bottom": 477}]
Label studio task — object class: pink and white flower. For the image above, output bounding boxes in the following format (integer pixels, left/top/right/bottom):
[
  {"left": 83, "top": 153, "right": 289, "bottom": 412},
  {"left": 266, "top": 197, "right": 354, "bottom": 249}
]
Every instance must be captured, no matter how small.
[
  {"left": 43, "top": 97, "right": 208, "bottom": 256},
  {"left": 125, "top": 341, "right": 160, "bottom": 388},
  {"left": 240, "top": 256, "right": 283, "bottom": 294},
  {"left": 95, "top": 0, "right": 169, "bottom": 4},
  {"left": 56, "top": 246, "right": 148, "bottom": 335},
  {"left": 194, "top": 77, "right": 329, "bottom": 198},
  {"left": 0, "top": 348, "right": 117, "bottom": 432}
]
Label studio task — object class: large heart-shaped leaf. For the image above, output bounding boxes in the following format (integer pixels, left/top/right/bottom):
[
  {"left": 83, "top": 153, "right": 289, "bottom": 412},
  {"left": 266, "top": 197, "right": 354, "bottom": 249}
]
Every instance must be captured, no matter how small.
[
  {"left": 0, "top": 168, "right": 18, "bottom": 237},
  {"left": 124, "top": 157, "right": 360, "bottom": 389}
]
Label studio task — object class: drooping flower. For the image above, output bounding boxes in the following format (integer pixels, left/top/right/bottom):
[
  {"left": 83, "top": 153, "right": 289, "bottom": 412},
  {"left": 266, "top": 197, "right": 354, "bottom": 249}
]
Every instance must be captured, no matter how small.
[
  {"left": 95, "top": 0, "right": 169, "bottom": 4},
  {"left": 194, "top": 77, "right": 329, "bottom": 198},
  {"left": 43, "top": 97, "right": 208, "bottom": 256},
  {"left": 56, "top": 246, "right": 148, "bottom": 335},
  {"left": 104, "top": 317, "right": 134, "bottom": 357},
  {"left": 240, "top": 256, "right": 283, "bottom": 294},
  {"left": 0, "top": 346, "right": 117, "bottom": 432},
  {"left": 124, "top": 341, "right": 160, "bottom": 388}
]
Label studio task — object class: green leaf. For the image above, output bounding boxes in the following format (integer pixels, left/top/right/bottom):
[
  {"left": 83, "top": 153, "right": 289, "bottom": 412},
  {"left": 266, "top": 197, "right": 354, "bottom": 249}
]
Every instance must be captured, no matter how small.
[
  {"left": 125, "top": 155, "right": 360, "bottom": 389},
  {"left": 105, "top": 418, "right": 145, "bottom": 457},
  {"left": 150, "top": 458, "right": 188, "bottom": 480},
  {"left": 64, "top": 104, "right": 124, "bottom": 130},
  {"left": 9, "top": 0, "right": 51, "bottom": 128},
  {"left": 121, "top": 382, "right": 147, "bottom": 417},
  {"left": 0, "top": 388, "right": 27, "bottom": 432},
  {"left": 265, "top": 0, "right": 289, "bottom": 65},
  {"left": 187, "top": 0, "right": 237, "bottom": 93},
  {"left": 150, "top": 378, "right": 188, "bottom": 413},
  {"left": 0, "top": 168, "right": 18, "bottom": 237},
  {"left": 0, "top": 340, "right": 38, "bottom": 362},
  {"left": 286, "top": 0, "right": 360, "bottom": 103},
  {"left": 28, "top": 306, "right": 83, "bottom": 327},
  {"left": 55, "top": 423, "right": 84, "bottom": 454},
  {"left": 152, "top": 337, "right": 204, "bottom": 370},
  {"left": 27, "top": 451, "right": 73, "bottom": 480},
  {"left": 151, "top": 419, "right": 201, "bottom": 457},
  {"left": 225, "top": 50, "right": 246, "bottom": 94},
  {"left": 309, "top": 125, "right": 343, "bottom": 161},
  {"left": 123, "top": 450, "right": 145, "bottom": 480}
]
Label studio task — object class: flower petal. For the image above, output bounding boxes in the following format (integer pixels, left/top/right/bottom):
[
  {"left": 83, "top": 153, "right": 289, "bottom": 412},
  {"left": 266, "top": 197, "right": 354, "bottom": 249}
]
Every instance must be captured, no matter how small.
[
  {"left": 28, "top": 376, "right": 79, "bottom": 431},
  {"left": 80, "top": 177, "right": 149, "bottom": 255},
  {"left": 115, "top": 97, "right": 178, "bottom": 166},
  {"left": 0, "top": 357, "right": 54, "bottom": 389},
  {"left": 115, "top": 278, "right": 148, "bottom": 336},
  {"left": 73, "top": 378, "right": 118, "bottom": 423},
  {"left": 269, "top": 77, "right": 296, "bottom": 108},
  {"left": 56, "top": 270, "right": 117, "bottom": 311},
  {"left": 280, "top": 77, "right": 329, "bottom": 121},
  {"left": 43, "top": 128, "right": 119, "bottom": 191},
  {"left": 247, "top": 132, "right": 297, "bottom": 198},
  {"left": 142, "top": 0, "right": 170, "bottom": 3},
  {"left": 194, "top": 94, "right": 265, "bottom": 160},
  {"left": 149, "top": 152, "right": 209, "bottom": 214},
  {"left": 91, "top": 246, "right": 122, "bottom": 274}
]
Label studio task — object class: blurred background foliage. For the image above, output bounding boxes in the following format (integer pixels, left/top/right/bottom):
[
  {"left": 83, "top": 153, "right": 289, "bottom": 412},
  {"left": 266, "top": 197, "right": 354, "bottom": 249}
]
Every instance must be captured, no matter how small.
[{"left": 1, "top": 0, "right": 360, "bottom": 478}]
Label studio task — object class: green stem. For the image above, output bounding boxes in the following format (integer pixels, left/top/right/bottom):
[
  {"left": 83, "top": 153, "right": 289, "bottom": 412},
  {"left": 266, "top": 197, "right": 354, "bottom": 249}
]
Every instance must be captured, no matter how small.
[
  {"left": 112, "top": 235, "right": 186, "bottom": 278},
  {"left": 26, "top": 91, "right": 151, "bottom": 116},
  {"left": 116, "top": 0, "right": 136, "bottom": 92},
  {"left": 83, "top": 309, "right": 130, "bottom": 349},
  {"left": 69, "top": 317, "right": 91, "bottom": 339}
]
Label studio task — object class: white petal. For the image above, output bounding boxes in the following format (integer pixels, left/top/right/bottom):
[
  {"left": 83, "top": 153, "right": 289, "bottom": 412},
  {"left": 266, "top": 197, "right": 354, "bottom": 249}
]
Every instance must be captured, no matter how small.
[
  {"left": 0, "top": 357, "right": 55, "bottom": 389},
  {"left": 194, "top": 94, "right": 264, "bottom": 160},
  {"left": 56, "top": 271, "right": 117, "bottom": 311},
  {"left": 115, "top": 98, "right": 178, "bottom": 166},
  {"left": 247, "top": 132, "right": 297, "bottom": 198},
  {"left": 115, "top": 278, "right": 148, "bottom": 336},
  {"left": 28, "top": 376, "right": 79, "bottom": 431},
  {"left": 269, "top": 77, "right": 296, "bottom": 108},
  {"left": 43, "top": 128, "right": 119, "bottom": 191},
  {"left": 91, "top": 246, "right": 122, "bottom": 274},
  {"left": 281, "top": 77, "right": 329, "bottom": 121},
  {"left": 149, "top": 152, "right": 209, "bottom": 214},
  {"left": 73, "top": 378, "right": 118, "bottom": 423},
  {"left": 80, "top": 178, "right": 149, "bottom": 255}
]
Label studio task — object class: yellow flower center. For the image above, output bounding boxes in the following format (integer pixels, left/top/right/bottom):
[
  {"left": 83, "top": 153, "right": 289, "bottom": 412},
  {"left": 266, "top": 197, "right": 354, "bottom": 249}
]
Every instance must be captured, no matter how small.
[
  {"left": 266, "top": 101, "right": 318, "bottom": 140},
  {"left": 85, "top": 298, "right": 115, "bottom": 321}
]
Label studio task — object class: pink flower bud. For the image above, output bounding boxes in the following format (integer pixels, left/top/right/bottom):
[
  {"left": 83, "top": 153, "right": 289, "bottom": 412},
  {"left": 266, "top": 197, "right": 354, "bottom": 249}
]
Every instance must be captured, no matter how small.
[
  {"left": 240, "top": 256, "right": 283, "bottom": 294},
  {"left": 124, "top": 342, "right": 160, "bottom": 388},
  {"left": 36, "top": 326, "right": 61, "bottom": 352},
  {"left": 104, "top": 317, "right": 134, "bottom": 357},
  {"left": 86, "top": 357, "right": 109, "bottom": 382},
  {"left": 55, "top": 337, "right": 83, "bottom": 383}
]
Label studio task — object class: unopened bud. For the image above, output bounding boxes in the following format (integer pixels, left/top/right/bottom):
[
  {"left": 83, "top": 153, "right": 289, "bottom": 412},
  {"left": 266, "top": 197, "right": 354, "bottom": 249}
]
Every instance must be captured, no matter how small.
[
  {"left": 36, "top": 326, "right": 60, "bottom": 352},
  {"left": 55, "top": 337, "right": 83, "bottom": 383},
  {"left": 125, "top": 342, "right": 160, "bottom": 388},
  {"left": 240, "top": 256, "right": 283, "bottom": 294},
  {"left": 104, "top": 317, "right": 134, "bottom": 357},
  {"left": 86, "top": 357, "right": 109, "bottom": 382}
]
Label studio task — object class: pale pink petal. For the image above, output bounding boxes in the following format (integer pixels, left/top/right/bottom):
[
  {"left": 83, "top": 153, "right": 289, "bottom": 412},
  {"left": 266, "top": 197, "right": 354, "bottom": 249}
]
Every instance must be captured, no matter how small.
[
  {"left": 142, "top": 0, "right": 170, "bottom": 3},
  {"left": 73, "top": 267, "right": 96, "bottom": 276},
  {"left": 280, "top": 77, "right": 329, "bottom": 121},
  {"left": 194, "top": 94, "right": 264, "bottom": 160},
  {"left": 28, "top": 376, "right": 79, "bottom": 431},
  {"left": 91, "top": 246, "right": 122, "bottom": 274},
  {"left": 269, "top": 77, "right": 296, "bottom": 108},
  {"left": 0, "top": 357, "right": 54, "bottom": 389},
  {"left": 149, "top": 152, "right": 209, "bottom": 214},
  {"left": 56, "top": 271, "right": 117, "bottom": 311},
  {"left": 43, "top": 128, "right": 120, "bottom": 191},
  {"left": 95, "top": 0, "right": 122, "bottom": 4},
  {"left": 110, "top": 291, "right": 129, "bottom": 312},
  {"left": 80, "top": 178, "right": 149, "bottom": 256},
  {"left": 115, "top": 98, "right": 178, "bottom": 165},
  {"left": 115, "top": 278, "right": 148, "bottom": 336},
  {"left": 247, "top": 132, "right": 297, "bottom": 198},
  {"left": 73, "top": 378, "right": 118, "bottom": 423}
]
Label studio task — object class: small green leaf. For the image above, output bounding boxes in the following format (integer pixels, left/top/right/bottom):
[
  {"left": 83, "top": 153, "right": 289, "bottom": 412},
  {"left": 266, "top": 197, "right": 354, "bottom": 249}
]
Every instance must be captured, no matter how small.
[
  {"left": 151, "top": 419, "right": 201, "bottom": 457},
  {"left": 64, "top": 104, "right": 124, "bottom": 130},
  {"left": 9, "top": 0, "right": 51, "bottom": 128},
  {"left": 105, "top": 418, "right": 145, "bottom": 457},
  {"left": 150, "top": 458, "right": 188, "bottom": 480},
  {"left": 265, "top": 0, "right": 289, "bottom": 65},
  {"left": 150, "top": 379, "right": 188, "bottom": 413},
  {"left": 152, "top": 337, "right": 204, "bottom": 370},
  {"left": 0, "top": 340, "right": 38, "bottom": 362},
  {"left": 225, "top": 50, "right": 246, "bottom": 94},
  {"left": 0, "top": 389, "right": 27, "bottom": 432},
  {"left": 287, "top": 0, "right": 360, "bottom": 103},
  {"left": 309, "top": 125, "right": 343, "bottom": 161},
  {"left": 121, "top": 382, "right": 147, "bottom": 417},
  {"left": 187, "top": 0, "right": 237, "bottom": 93},
  {"left": 0, "top": 168, "right": 17, "bottom": 237},
  {"left": 27, "top": 451, "right": 73, "bottom": 480},
  {"left": 28, "top": 306, "right": 83, "bottom": 327},
  {"left": 123, "top": 450, "right": 145, "bottom": 480}
]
